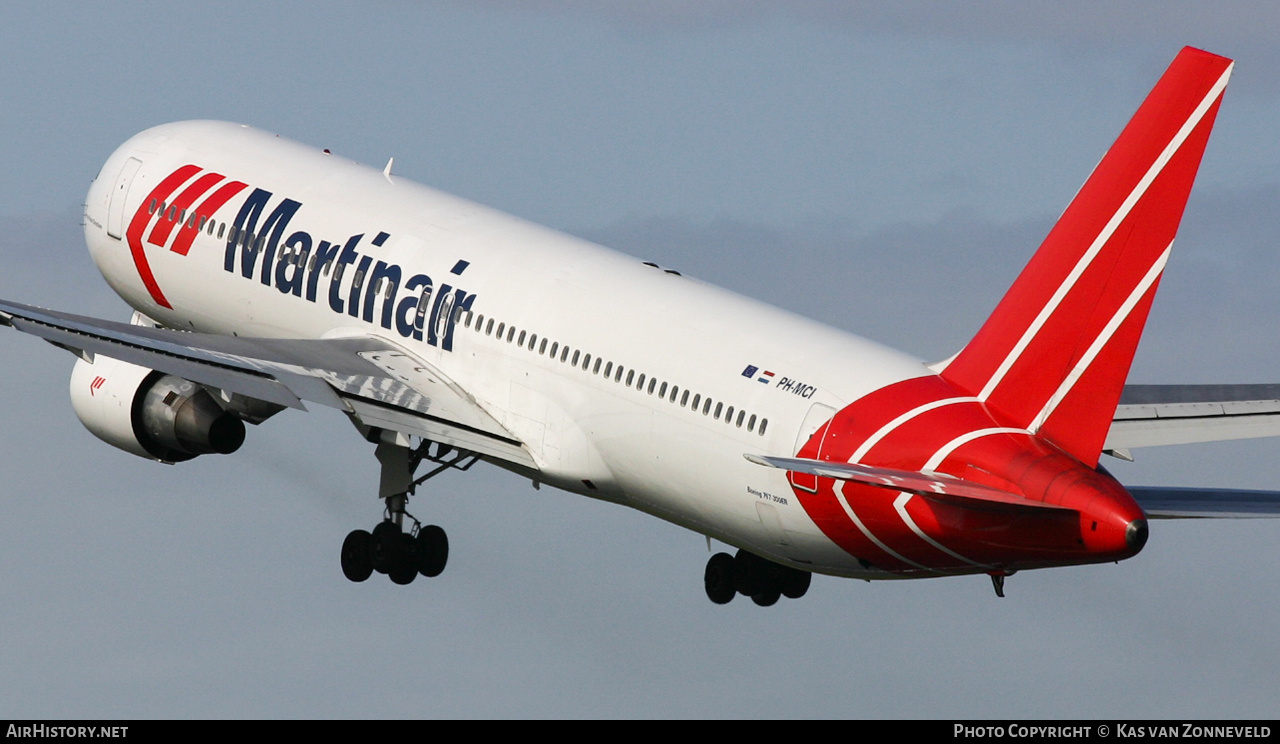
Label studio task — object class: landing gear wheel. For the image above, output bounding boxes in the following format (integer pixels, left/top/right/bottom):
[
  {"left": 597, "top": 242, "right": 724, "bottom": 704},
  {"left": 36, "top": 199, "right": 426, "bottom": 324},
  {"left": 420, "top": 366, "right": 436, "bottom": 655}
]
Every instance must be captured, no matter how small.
[
  {"left": 781, "top": 567, "right": 812, "bottom": 599},
  {"left": 752, "top": 585, "right": 782, "bottom": 607},
  {"left": 416, "top": 525, "right": 449, "bottom": 578},
  {"left": 733, "top": 549, "right": 763, "bottom": 597},
  {"left": 340, "top": 529, "right": 373, "bottom": 583},
  {"left": 388, "top": 533, "right": 418, "bottom": 585},
  {"left": 704, "top": 552, "right": 736, "bottom": 604},
  {"left": 370, "top": 521, "right": 401, "bottom": 575}
]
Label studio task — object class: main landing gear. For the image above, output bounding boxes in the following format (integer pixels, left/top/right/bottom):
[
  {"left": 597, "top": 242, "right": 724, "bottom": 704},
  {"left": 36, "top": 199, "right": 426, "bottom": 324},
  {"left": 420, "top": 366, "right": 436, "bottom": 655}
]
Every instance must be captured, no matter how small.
[
  {"left": 703, "top": 549, "right": 812, "bottom": 606},
  {"left": 340, "top": 437, "right": 478, "bottom": 586}
]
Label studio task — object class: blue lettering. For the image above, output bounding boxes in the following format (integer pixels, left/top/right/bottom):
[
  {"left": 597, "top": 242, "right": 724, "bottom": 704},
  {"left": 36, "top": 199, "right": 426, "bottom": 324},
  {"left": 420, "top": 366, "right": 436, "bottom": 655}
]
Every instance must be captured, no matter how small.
[
  {"left": 395, "top": 274, "right": 433, "bottom": 339},
  {"left": 440, "top": 289, "right": 475, "bottom": 352},
  {"left": 328, "top": 234, "right": 362, "bottom": 314},
  {"left": 275, "top": 231, "right": 311, "bottom": 297},
  {"left": 225, "top": 188, "right": 301, "bottom": 284},
  {"left": 347, "top": 254, "right": 373, "bottom": 318},
  {"left": 306, "top": 239, "right": 342, "bottom": 303},
  {"left": 219, "top": 191, "right": 477, "bottom": 352},
  {"left": 364, "top": 261, "right": 401, "bottom": 329}
]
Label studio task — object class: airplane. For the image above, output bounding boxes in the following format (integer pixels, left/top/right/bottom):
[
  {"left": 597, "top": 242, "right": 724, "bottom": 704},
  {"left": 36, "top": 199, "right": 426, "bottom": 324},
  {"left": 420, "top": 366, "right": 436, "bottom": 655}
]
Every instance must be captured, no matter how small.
[{"left": 2, "top": 46, "right": 1278, "bottom": 605}]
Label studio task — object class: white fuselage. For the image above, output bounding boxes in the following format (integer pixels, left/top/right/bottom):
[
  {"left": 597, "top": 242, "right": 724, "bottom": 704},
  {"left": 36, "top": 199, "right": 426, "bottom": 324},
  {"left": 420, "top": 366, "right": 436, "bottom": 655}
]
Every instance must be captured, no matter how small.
[{"left": 82, "top": 121, "right": 933, "bottom": 578}]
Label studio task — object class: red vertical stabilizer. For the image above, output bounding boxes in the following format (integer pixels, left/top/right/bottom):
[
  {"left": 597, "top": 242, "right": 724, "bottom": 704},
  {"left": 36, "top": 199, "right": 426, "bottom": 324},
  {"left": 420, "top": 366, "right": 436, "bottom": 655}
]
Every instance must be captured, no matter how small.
[{"left": 939, "top": 47, "right": 1233, "bottom": 466}]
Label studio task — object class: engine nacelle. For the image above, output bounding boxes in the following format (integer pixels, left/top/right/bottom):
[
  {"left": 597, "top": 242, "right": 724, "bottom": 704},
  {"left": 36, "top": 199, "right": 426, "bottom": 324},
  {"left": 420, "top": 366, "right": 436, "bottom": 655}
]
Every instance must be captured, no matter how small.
[{"left": 70, "top": 354, "right": 246, "bottom": 462}]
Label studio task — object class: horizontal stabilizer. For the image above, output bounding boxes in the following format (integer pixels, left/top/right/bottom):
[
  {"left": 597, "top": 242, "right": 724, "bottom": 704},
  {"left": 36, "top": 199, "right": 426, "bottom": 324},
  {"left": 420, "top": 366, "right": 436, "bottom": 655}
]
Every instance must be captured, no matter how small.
[
  {"left": 745, "top": 454, "right": 1074, "bottom": 514},
  {"left": 1127, "top": 486, "right": 1280, "bottom": 518},
  {"left": 1109, "top": 384, "right": 1280, "bottom": 449}
]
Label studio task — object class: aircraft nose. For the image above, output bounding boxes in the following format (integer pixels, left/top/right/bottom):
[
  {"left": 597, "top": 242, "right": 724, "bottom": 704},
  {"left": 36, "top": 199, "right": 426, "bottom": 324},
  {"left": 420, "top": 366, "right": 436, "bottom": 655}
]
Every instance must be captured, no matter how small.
[{"left": 1125, "top": 518, "right": 1149, "bottom": 552}]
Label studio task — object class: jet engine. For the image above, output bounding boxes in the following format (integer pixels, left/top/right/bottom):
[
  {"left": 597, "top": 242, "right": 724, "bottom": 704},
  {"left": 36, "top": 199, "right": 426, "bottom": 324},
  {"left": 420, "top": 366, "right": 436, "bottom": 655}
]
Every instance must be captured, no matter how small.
[{"left": 69, "top": 354, "right": 246, "bottom": 462}]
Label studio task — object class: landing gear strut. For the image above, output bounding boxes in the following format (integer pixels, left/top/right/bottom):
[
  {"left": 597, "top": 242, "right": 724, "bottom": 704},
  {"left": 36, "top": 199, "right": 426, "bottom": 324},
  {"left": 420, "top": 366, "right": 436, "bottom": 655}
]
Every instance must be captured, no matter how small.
[
  {"left": 703, "top": 548, "right": 812, "bottom": 606},
  {"left": 340, "top": 437, "right": 476, "bottom": 586}
]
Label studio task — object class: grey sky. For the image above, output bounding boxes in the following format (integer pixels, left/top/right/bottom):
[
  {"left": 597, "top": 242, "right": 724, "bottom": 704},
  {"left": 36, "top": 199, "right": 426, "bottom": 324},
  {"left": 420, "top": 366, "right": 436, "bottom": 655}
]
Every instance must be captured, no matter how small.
[{"left": 0, "top": 2, "right": 1277, "bottom": 718}]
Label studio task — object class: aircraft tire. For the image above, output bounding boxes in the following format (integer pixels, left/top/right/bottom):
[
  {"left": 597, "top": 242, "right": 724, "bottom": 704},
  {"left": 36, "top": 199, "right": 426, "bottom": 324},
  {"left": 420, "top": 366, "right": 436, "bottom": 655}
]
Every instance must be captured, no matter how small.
[
  {"left": 416, "top": 525, "right": 449, "bottom": 578},
  {"left": 752, "top": 586, "right": 782, "bottom": 607},
  {"left": 388, "top": 533, "right": 418, "bottom": 585},
  {"left": 704, "top": 552, "right": 736, "bottom": 604},
  {"left": 341, "top": 529, "right": 374, "bottom": 583},
  {"left": 388, "top": 563, "right": 417, "bottom": 585},
  {"left": 781, "top": 567, "right": 811, "bottom": 599},
  {"left": 370, "top": 521, "right": 400, "bottom": 574},
  {"left": 733, "top": 550, "right": 762, "bottom": 597}
]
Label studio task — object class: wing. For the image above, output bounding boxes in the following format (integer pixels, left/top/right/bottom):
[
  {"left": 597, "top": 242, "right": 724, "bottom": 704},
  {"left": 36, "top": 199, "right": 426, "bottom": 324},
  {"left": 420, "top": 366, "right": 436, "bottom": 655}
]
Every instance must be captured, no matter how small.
[
  {"left": 0, "top": 298, "right": 536, "bottom": 469},
  {"left": 1107, "top": 384, "right": 1280, "bottom": 452}
]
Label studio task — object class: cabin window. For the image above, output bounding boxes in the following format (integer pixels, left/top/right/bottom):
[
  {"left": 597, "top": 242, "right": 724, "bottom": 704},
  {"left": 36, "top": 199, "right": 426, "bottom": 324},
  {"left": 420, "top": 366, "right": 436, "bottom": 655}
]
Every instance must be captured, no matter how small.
[
  {"left": 626, "top": 370, "right": 634, "bottom": 386},
  {"left": 149, "top": 198, "right": 157, "bottom": 214},
  {"left": 582, "top": 353, "right": 592, "bottom": 370},
  {"left": 670, "top": 386, "right": 679, "bottom": 403},
  {"left": 593, "top": 358, "right": 602, "bottom": 374},
  {"left": 681, "top": 390, "right": 690, "bottom": 408},
  {"left": 539, "top": 338, "right": 547, "bottom": 355},
  {"left": 758, "top": 418, "right": 768, "bottom": 435},
  {"left": 736, "top": 410, "right": 745, "bottom": 428},
  {"left": 747, "top": 414, "right": 757, "bottom": 432},
  {"left": 572, "top": 350, "right": 580, "bottom": 366}
]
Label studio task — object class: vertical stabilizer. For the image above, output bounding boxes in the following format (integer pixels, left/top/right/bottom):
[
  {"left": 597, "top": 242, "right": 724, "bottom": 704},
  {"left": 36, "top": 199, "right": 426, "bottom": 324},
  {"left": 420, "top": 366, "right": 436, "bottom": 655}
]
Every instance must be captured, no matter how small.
[{"left": 939, "top": 47, "right": 1233, "bottom": 466}]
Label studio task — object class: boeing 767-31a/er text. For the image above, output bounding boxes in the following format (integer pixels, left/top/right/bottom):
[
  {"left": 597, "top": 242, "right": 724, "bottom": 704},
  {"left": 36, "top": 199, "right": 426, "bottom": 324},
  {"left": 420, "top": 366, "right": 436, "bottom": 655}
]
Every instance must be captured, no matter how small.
[{"left": 3, "top": 47, "right": 1279, "bottom": 604}]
